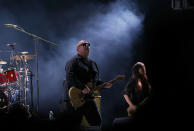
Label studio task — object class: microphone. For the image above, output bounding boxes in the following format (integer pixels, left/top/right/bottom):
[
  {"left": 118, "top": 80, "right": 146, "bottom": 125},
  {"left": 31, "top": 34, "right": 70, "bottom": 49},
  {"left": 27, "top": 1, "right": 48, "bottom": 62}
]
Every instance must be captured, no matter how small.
[
  {"left": 7, "top": 43, "right": 16, "bottom": 47},
  {"left": 4, "top": 24, "right": 18, "bottom": 28}
]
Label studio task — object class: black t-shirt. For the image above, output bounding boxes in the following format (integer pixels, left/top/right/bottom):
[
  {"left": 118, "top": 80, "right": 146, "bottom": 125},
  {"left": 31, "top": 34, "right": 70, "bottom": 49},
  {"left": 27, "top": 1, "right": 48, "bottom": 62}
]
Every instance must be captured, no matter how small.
[
  {"left": 123, "top": 78, "right": 151, "bottom": 105},
  {"left": 65, "top": 54, "right": 103, "bottom": 90}
]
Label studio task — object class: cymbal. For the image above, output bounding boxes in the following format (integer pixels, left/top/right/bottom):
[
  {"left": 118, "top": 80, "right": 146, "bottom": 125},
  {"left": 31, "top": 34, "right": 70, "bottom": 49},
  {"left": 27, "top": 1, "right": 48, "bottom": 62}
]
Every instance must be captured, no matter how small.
[
  {"left": 0, "top": 60, "right": 7, "bottom": 64},
  {"left": 21, "top": 51, "right": 28, "bottom": 55},
  {"left": 11, "top": 55, "right": 36, "bottom": 61}
]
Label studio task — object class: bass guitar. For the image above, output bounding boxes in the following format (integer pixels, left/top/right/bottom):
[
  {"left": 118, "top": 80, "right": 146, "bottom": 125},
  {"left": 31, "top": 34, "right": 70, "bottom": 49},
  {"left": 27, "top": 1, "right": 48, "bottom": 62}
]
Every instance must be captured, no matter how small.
[{"left": 127, "top": 97, "right": 149, "bottom": 116}]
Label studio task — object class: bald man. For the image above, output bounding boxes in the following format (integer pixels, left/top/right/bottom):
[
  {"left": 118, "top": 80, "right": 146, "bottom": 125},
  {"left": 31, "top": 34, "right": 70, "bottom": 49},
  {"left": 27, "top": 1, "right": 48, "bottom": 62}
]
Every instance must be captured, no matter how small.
[{"left": 65, "top": 40, "right": 112, "bottom": 128}]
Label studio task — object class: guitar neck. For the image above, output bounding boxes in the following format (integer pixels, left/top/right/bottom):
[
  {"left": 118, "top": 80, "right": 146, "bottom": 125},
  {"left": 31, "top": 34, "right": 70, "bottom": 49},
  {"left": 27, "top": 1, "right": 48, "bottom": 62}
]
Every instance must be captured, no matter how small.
[
  {"left": 137, "top": 97, "right": 149, "bottom": 108},
  {"left": 107, "top": 78, "right": 119, "bottom": 84},
  {"left": 89, "top": 75, "right": 125, "bottom": 91},
  {"left": 93, "top": 78, "right": 119, "bottom": 91}
]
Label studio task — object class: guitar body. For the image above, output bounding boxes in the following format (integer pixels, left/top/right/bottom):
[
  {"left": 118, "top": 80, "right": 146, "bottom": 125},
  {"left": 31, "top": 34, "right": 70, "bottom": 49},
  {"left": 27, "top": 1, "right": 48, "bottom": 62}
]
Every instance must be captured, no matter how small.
[
  {"left": 69, "top": 75, "right": 126, "bottom": 109},
  {"left": 127, "top": 97, "right": 149, "bottom": 117},
  {"left": 69, "top": 86, "right": 101, "bottom": 126},
  {"left": 69, "top": 86, "right": 85, "bottom": 109},
  {"left": 69, "top": 86, "right": 101, "bottom": 109}
]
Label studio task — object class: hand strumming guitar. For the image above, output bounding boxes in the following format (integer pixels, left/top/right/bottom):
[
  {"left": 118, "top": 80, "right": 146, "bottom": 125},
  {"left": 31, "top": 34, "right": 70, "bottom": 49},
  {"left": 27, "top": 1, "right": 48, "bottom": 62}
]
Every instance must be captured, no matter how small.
[
  {"left": 127, "top": 104, "right": 137, "bottom": 116},
  {"left": 81, "top": 82, "right": 111, "bottom": 94},
  {"left": 82, "top": 86, "right": 90, "bottom": 94}
]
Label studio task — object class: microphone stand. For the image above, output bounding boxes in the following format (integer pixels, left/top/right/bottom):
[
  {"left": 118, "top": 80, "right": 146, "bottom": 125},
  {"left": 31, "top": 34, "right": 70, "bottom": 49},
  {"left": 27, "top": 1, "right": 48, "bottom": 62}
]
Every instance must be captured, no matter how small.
[
  {"left": 34, "top": 38, "right": 39, "bottom": 113},
  {"left": 4, "top": 25, "right": 57, "bottom": 113}
]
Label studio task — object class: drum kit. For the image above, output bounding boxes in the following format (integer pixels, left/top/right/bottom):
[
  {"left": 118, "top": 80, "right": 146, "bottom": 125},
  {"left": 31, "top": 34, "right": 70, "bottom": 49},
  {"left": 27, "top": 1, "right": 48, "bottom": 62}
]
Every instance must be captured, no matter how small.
[
  {"left": 1, "top": 24, "right": 57, "bottom": 113},
  {"left": 0, "top": 44, "right": 35, "bottom": 111}
]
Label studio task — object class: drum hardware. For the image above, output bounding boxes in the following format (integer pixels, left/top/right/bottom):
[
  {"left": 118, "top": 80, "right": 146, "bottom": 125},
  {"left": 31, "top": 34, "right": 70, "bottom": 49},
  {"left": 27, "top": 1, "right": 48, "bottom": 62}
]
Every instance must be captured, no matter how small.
[
  {"left": 0, "top": 43, "right": 36, "bottom": 113},
  {"left": 23, "top": 60, "right": 29, "bottom": 105},
  {"left": 5, "top": 43, "right": 28, "bottom": 106},
  {"left": 13, "top": 55, "right": 32, "bottom": 106},
  {"left": 29, "top": 70, "right": 34, "bottom": 113},
  {"left": 0, "top": 72, "right": 7, "bottom": 85},
  {"left": 0, "top": 67, "right": 3, "bottom": 74},
  {"left": 0, "top": 65, "right": 2, "bottom": 73},
  {"left": 4, "top": 24, "right": 57, "bottom": 113},
  {"left": 0, "top": 89, "right": 9, "bottom": 110},
  {"left": 3, "top": 68, "right": 18, "bottom": 83},
  {"left": 7, "top": 43, "right": 17, "bottom": 67}
]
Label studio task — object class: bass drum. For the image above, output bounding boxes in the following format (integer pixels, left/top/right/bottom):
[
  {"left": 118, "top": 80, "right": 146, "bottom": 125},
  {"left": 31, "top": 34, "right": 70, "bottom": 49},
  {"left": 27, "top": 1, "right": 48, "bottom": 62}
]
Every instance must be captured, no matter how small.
[
  {"left": 0, "top": 89, "right": 9, "bottom": 110},
  {"left": 3, "top": 68, "right": 18, "bottom": 83}
]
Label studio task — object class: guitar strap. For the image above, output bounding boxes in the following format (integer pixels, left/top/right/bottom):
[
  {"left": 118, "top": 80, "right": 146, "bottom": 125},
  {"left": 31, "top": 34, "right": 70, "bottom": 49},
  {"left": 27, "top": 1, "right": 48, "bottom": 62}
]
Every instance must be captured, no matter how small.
[
  {"left": 89, "top": 61, "right": 100, "bottom": 87},
  {"left": 93, "top": 62, "right": 100, "bottom": 81},
  {"left": 63, "top": 80, "right": 70, "bottom": 102}
]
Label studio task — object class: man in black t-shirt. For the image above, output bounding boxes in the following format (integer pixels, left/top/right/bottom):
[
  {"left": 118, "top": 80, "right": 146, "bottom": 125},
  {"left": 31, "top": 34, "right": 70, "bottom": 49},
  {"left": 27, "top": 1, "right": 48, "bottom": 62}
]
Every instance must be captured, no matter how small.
[{"left": 65, "top": 40, "right": 112, "bottom": 128}]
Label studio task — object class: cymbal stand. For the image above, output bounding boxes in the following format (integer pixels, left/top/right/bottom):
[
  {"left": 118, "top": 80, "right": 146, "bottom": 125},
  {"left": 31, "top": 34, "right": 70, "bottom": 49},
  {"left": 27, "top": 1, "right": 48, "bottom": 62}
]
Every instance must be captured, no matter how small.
[
  {"left": 7, "top": 44, "right": 19, "bottom": 104},
  {"left": 17, "top": 70, "right": 23, "bottom": 104},
  {"left": 9, "top": 44, "right": 15, "bottom": 67},
  {"left": 29, "top": 70, "right": 34, "bottom": 113},
  {"left": 34, "top": 38, "right": 39, "bottom": 112},
  {"left": 23, "top": 58, "right": 29, "bottom": 105},
  {"left": 8, "top": 43, "right": 20, "bottom": 70}
]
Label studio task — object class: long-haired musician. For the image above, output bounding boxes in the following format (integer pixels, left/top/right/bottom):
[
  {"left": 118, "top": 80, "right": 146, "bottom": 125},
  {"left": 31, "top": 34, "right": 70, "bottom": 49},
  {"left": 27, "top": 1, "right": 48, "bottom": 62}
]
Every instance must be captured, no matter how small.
[{"left": 123, "top": 62, "right": 152, "bottom": 117}]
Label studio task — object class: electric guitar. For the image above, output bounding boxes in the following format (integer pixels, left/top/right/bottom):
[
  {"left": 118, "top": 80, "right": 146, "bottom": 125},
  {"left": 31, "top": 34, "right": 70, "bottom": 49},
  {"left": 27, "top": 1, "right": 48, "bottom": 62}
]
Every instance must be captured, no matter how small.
[
  {"left": 69, "top": 75, "right": 126, "bottom": 109},
  {"left": 127, "top": 97, "right": 149, "bottom": 116}
]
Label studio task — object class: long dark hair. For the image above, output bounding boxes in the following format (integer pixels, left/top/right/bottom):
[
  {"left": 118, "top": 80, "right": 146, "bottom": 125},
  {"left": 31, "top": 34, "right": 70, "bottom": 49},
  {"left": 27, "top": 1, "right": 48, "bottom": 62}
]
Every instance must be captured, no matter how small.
[
  {"left": 130, "top": 62, "right": 152, "bottom": 91},
  {"left": 131, "top": 62, "right": 147, "bottom": 80}
]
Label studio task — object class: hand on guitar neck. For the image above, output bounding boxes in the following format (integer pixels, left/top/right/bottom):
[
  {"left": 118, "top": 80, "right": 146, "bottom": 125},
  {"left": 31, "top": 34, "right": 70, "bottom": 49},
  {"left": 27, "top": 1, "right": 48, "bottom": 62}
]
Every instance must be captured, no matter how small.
[
  {"left": 94, "top": 75, "right": 126, "bottom": 90},
  {"left": 82, "top": 75, "right": 126, "bottom": 95},
  {"left": 81, "top": 82, "right": 112, "bottom": 95},
  {"left": 81, "top": 78, "right": 120, "bottom": 94},
  {"left": 101, "top": 82, "right": 112, "bottom": 89}
]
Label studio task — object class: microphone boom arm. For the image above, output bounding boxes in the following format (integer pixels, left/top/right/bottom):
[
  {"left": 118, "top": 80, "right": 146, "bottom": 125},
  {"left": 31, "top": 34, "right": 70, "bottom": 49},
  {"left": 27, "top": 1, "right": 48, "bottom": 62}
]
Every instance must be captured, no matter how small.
[{"left": 7, "top": 25, "right": 57, "bottom": 46}]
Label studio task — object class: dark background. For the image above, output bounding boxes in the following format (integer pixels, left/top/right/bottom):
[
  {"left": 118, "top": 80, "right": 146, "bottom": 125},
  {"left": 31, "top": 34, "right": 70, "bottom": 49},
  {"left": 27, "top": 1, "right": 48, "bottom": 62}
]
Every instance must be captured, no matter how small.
[
  {"left": 142, "top": 0, "right": 194, "bottom": 129},
  {"left": 0, "top": 0, "right": 193, "bottom": 130}
]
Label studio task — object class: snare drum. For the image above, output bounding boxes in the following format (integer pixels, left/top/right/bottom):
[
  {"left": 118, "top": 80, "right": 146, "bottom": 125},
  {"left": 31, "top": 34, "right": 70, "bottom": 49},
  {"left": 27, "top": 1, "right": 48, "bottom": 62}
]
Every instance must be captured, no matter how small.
[{"left": 3, "top": 68, "right": 18, "bottom": 83}]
